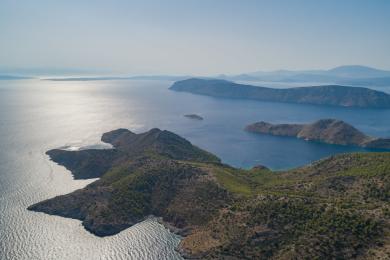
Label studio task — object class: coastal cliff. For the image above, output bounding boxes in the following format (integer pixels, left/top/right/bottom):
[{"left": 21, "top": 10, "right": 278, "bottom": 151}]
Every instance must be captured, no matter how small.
[
  {"left": 170, "top": 78, "right": 390, "bottom": 108},
  {"left": 246, "top": 119, "right": 390, "bottom": 149},
  {"left": 29, "top": 129, "right": 390, "bottom": 259}
]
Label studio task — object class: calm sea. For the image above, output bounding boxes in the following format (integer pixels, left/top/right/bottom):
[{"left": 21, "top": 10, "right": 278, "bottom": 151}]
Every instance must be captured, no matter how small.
[{"left": 0, "top": 79, "right": 389, "bottom": 259}]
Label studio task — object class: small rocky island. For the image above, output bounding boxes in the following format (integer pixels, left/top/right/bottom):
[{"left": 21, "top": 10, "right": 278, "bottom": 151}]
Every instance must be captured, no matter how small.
[
  {"left": 246, "top": 119, "right": 390, "bottom": 149},
  {"left": 184, "top": 114, "right": 203, "bottom": 120},
  {"left": 29, "top": 128, "right": 390, "bottom": 259},
  {"left": 170, "top": 78, "right": 390, "bottom": 108}
]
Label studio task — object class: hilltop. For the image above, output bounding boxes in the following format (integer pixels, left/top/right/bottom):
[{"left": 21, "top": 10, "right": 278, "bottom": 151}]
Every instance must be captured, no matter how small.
[
  {"left": 29, "top": 129, "right": 390, "bottom": 259},
  {"left": 245, "top": 119, "right": 390, "bottom": 149},
  {"left": 170, "top": 78, "right": 390, "bottom": 108},
  {"left": 45, "top": 128, "right": 218, "bottom": 180}
]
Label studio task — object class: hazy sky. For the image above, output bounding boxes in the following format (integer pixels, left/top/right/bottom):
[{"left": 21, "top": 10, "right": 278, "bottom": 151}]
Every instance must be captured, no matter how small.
[{"left": 1, "top": 0, "right": 390, "bottom": 75}]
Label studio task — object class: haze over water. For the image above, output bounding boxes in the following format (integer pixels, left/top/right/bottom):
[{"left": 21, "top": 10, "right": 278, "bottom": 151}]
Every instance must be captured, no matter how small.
[{"left": 0, "top": 79, "right": 390, "bottom": 260}]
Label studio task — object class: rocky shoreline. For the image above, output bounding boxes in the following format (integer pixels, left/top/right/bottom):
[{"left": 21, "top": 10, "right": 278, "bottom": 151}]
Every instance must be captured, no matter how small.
[
  {"left": 246, "top": 119, "right": 390, "bottom": 150},
  {"left": 28, "top": 128, "right": 390, "bottom": 259}
]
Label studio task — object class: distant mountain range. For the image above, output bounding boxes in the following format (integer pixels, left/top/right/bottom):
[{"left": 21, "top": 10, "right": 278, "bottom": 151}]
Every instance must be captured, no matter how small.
[
  {"left": 170, "top": 78, "right": 390, "bottom": 108},
  {"left": 3, "top": 65, "right": 390, "bottom": 87},
  {"left": 219, "top": 65, "right": 390, "bottom": 86}
]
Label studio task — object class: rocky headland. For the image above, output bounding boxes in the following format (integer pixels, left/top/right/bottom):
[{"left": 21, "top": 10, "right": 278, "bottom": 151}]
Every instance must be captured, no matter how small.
[
  {"left": 28, "top": 128, "right": 390, "bottom": 259},
  {"left": 246, "top": 119, "right": 390, "bottom": 149}
]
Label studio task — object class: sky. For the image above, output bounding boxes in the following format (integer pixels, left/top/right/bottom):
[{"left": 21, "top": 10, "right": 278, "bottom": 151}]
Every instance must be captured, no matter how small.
[{"left": 1, "top": 0, "right": 390, "bottom": 76}]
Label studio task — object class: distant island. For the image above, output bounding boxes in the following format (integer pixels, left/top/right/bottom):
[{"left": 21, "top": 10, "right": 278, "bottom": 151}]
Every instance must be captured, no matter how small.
[
  {"left": 28, "top": 128, "right": 389, "bottom": 259},
  {"left": 44, "top": 75, "right": 189, "bottom": 81},
  {"left": 170, "top": 78, "right": 390, "bottom": 108},
  {"left": 184, "top": 114, "right": 203, "bottom": 120},
  {"left": 245, "top": 119, "right": 390, "bottom": 149},
  {"left": 0, "top": 75, "right": 32, "bottom": 80}
]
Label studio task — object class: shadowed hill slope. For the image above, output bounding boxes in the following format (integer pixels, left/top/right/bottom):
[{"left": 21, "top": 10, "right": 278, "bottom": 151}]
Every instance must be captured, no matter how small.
[{"left": 46, "top": 128, "right": 220, "bottom": 179}]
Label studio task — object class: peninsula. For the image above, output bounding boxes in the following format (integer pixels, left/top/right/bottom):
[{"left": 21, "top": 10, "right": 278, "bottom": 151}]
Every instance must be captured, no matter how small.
[
  {"left": 170, "top": 78, "right": 390, "bottom": 108},
  {"left": 29, "top": 128, "right": 390, "bottom": 259},
  {"left": 245, "top": 119, "right": 390, "bottom": 149}
]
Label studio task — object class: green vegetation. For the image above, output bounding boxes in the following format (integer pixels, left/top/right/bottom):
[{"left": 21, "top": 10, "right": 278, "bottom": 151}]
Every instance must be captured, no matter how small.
[
  {"left": 29, "top": 128, "right": 390, "bottom": 259},
  {"left": 213, "top": 167, "right": 253, "bottom": 195}
]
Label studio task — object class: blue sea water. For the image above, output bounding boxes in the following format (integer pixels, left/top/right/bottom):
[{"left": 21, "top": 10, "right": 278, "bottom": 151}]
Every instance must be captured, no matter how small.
[{"left": 0, "top": 79, "right": 389, "bottom": 259}]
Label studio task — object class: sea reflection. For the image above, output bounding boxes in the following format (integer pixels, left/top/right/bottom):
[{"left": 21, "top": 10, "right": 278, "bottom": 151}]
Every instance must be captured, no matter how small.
[{"left": 0, "top": 78, "right": 389, "bottom": 259}]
